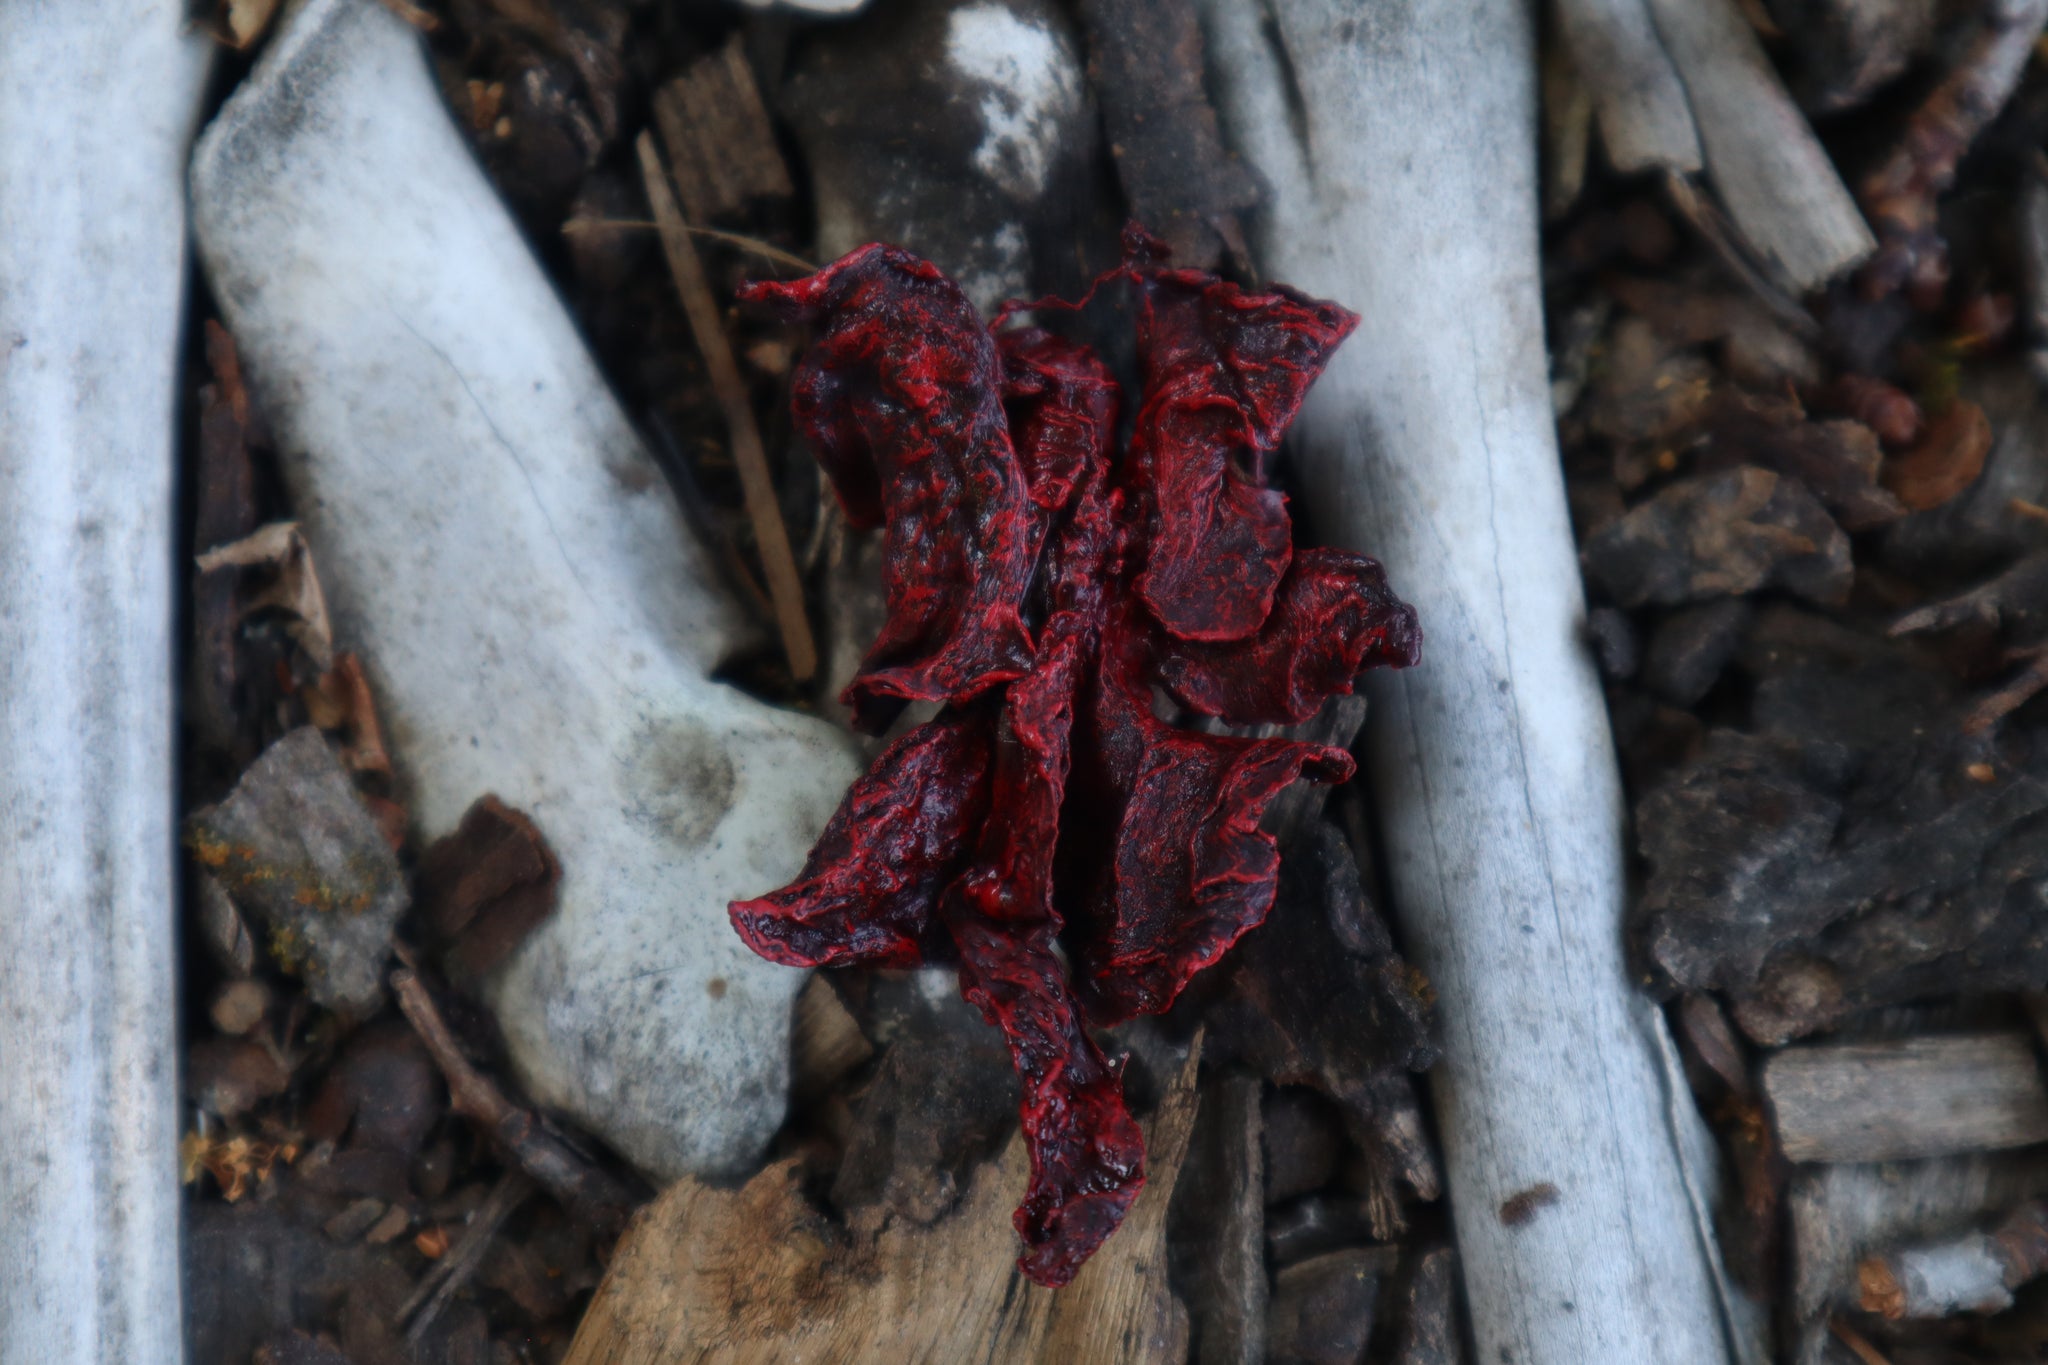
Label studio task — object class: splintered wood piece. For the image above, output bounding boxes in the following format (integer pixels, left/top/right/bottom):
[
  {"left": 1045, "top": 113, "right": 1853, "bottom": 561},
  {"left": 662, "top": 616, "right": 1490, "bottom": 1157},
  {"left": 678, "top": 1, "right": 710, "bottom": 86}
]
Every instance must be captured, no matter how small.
[
  {"left": 651, "top": 37, "right": 793, "bottom": 225},
  {"left": 638, "top": 131, "right": 817, "bottom": 681},
  {"left": 563, "top": 1040, "right": 1203, "bottom": 1364},
  {"left": 1790, "top": 1151, "right": 2048, "bottom": 1365},
  {"left": 1764, "top": 1032, "right": 2048, "bottom": 1164},
  {"left": 1552, "top": 0, "right": 1702, "bottom": 174},
  {"left": 1644, "top": 0, "right": 1874, "bottom": 291},
  {"left": 1174, "top": 1073, "right": 1267, "bottom": 1365},
  {"left": 1856, "top": 1195, "right": 2048, "bottom": 1319}
]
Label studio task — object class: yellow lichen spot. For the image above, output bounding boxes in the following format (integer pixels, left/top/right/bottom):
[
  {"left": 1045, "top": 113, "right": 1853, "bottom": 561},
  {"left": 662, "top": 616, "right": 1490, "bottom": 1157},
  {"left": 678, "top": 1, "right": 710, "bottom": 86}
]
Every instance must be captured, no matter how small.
[
  {"left": 269, "top": 922, "right": 306, "bottom": 975},
  {"left": 188, "top": 832, "right": 232, "bottom": 868},
  {"left": 179, "top": 1130, "right": 210, "bottom": 1184},
  {"left": 1403, "top": 962, "right": 1437, "bottom": 1007}
]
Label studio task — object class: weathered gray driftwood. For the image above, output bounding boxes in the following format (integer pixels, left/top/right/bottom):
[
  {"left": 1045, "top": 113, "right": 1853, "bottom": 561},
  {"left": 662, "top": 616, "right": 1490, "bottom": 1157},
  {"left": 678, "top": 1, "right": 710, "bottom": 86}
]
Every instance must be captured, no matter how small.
[
  {"left": 1552, "top": 0, "right": 1702, "bottom": 175},
  {"left": 1765, "top": 1032, "right": 2048, "bottom": 1163},
  {"left": 1555, "top": 0, "right": 1873, "bottom": 293},
  {"left": 0, "top": 4, "right": 211, "bottom": 1362},
  {"left": 1645, "top": 0, "right": 1874, "bottom": 292},
  {"left": 191, "top": 0, "right": 860, "bottom": 1181},
  {"left": 1791, "top": 1153, "right": 2048, "bottom": 1365},
  {"left": 1202, "top": 1, "right": 1738, "bottom": 1359}
]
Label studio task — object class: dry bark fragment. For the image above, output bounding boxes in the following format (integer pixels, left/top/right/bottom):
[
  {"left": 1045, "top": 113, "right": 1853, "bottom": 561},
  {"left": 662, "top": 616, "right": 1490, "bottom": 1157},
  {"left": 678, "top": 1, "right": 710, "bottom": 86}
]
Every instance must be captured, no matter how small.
[
  {"left": 412, "top": 795, "right": 560, "bottom": 987},
  {"left": 1763, "top": 1033, "right": 2048, "bottom": 1163},
  {"left": 1635, "top": 608, "right": 2048, "bottom": 1035},
  {"left": 1770, "top": 0, "right": 1939, "bottom": 114},
  {"left": 1882, "top": 398, "right": 1993, "bottom": 510},
  {"left": 1856, "top": 0, "right": 2048, "bottom": 300},
  {"left": 561, "top": 1043, "right": 1203, "bottom": 1364},
  {"left": 1078, "top": 0, "right": 1256, "bottom": 269},
  {"left": 1702, "top": 388, "right": 1905, "bottom": 531},
  {"left": 1580, "top": 466, "right": 1853, "bottom": 608}
]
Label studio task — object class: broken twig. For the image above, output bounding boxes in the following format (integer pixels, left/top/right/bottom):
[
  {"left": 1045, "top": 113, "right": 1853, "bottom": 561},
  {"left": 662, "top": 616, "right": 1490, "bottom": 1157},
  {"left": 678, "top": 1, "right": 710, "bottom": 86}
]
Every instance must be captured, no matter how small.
[
  {"left": 399, "top": 1169, "right": 535, "bottom": 1343},
  {"left": 637, "top": 130, "right": 817, "bottom": 682},
  {"left": 392, "top": 968, "right": 635, "bottom": 1238},
  {"left": 1858, "top": 0, "right": 2048, "bottom": 299},
  {"left": 1857, "top": 1195, "right": 2048, "bottom": 1319}
]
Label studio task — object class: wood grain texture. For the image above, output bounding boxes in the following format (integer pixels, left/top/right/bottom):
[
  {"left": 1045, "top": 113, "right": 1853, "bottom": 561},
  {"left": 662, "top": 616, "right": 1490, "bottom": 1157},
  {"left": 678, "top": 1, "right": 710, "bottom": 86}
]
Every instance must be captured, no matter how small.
[
  {"left": 0, "top": 5, "right": 211, "bottom": 1362},
  {"left": 1789, "top": 1151, "right": 2048, "bottom": 1365},
  {"left": 564, "top": 1041, "right": 1201, "bottom": 1364},
  {"left": 1553, "top": 0, "right": 1703, "bottom": 174},
  {"left": 1645, "top": 0, "right": 1874, "bottom": 291},
  {"left": 1765, "top": 1032, "right": 2048, "bottom": 1163},
  {"left": 1200, "top": 0, "right": 1735, "bottom": 1359}
]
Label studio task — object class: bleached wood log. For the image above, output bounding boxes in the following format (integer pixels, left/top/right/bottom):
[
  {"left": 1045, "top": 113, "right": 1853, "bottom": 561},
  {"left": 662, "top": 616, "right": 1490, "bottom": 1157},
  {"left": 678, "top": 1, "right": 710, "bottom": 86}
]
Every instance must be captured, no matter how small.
[
  {"left": 1201, "top": 2, "right": 1737, "bottom": 1360},
  {"left": 191, "top": 0, "right": 861, "bottom": 1181},
  {"left": 563, "top": 1040, "right": 1202, "bottom": 1363},
  {"left": 0, "top": 6, "right": 210, "bottom": 1363}
]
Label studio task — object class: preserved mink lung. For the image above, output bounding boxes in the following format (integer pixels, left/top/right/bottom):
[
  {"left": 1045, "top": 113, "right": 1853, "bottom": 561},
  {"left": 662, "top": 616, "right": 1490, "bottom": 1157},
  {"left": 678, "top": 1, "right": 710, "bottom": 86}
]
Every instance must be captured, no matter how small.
[{"left": 730, "top": 228, "right": 1420, "bottom": 1288}]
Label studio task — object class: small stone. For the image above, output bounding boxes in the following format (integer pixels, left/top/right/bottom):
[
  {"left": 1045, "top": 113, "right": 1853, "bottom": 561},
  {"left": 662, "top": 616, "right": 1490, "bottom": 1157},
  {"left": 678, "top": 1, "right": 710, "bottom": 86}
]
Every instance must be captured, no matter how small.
[
  {"left": 1263, "top": 1086, "right": 1344, "bottom": 1207},
  {"left": 302, "top": 1019, "right": 442, "bottom": 1159},
  {"left": 323, "top": 1198, "right": 386, "bottom": 1243},
  {"left": 831, "top": 971, "right": 1017, "bottom": 1226},
  {"left": 209, "top": 979, "right": 272, "bottom": 1036},
  {"left": 188, "top": 728, "right": 407, "bottom": 1016},
  {"left": 363, "top": 1205, "right": 412, "bottom": 1246},
  {"left": 187, "top": 1037, "right": 293, "bottom": 1119},
  {"left": 1586, "top": 605, "right": 1640, "bottom": 679},
  {"left": 1265, "top": 1247, "right": 1394, "bottom": 1365},
  {"left": 1642, "top": 598, "right": 1751, "bottom": 706}
]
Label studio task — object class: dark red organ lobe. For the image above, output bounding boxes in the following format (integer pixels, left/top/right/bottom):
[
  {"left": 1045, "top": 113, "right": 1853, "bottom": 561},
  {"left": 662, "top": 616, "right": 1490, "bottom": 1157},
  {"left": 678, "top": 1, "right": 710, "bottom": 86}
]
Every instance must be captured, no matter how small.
[
  {"left": 740, "top": 247, "right": 1037, "bottom": 733},
  {"left": 728, "top": 230, "right": 1417, "bottom": 1288},
  {"left": 1125, "top": 254, "right": 1359, "bottom": 643}
]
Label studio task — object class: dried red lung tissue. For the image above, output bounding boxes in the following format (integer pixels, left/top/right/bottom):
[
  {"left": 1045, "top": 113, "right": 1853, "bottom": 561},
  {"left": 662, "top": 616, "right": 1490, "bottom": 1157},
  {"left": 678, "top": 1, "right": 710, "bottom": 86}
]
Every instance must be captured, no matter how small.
[{"left": 730, "top": 227, "right": 1420, "bottom": 1287}]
